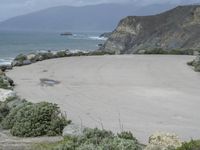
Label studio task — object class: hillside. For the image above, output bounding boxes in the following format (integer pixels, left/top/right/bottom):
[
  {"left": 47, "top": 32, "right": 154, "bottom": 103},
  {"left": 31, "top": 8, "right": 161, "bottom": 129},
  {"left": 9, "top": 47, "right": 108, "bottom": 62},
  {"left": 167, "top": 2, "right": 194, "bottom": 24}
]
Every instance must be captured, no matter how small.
[
  {"left": 102, "top": 5, "right": 200, "bottom": 54},
  {"left": 0, "top": 3, "right": 175, "bottom": 32}
]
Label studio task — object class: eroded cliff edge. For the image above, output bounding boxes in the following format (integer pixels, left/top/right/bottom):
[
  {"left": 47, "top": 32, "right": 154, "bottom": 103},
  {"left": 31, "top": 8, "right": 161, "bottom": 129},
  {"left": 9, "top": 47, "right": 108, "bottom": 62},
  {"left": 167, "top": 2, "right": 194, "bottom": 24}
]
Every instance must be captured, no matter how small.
[{"left": 102, "top": 5, "right": 200, "bottom": 54}]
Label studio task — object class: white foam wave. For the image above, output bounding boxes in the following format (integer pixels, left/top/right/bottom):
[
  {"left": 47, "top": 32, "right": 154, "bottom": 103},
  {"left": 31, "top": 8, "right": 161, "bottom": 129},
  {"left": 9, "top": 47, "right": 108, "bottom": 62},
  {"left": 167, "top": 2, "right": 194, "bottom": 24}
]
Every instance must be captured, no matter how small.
[
  {"left": 0, "top": 58, "right": 13, "bottom": 65},
  {"left": 89, "top": 36, "right": 107, "bottom": 40}
]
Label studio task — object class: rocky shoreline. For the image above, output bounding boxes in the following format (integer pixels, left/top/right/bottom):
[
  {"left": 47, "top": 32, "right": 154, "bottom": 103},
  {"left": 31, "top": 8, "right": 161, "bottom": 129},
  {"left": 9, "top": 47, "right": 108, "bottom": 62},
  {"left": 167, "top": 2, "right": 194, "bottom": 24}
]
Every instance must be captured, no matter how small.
[{"left": 0, "top": 49, "right": 114, "bottom": 70}]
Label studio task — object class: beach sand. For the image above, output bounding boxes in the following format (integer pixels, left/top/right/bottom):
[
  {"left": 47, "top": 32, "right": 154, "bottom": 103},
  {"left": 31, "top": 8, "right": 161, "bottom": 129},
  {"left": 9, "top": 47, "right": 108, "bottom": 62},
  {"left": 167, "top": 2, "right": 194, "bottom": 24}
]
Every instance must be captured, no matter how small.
[{"left": 7, "top": 55, "right": 200, "bottom": 143}]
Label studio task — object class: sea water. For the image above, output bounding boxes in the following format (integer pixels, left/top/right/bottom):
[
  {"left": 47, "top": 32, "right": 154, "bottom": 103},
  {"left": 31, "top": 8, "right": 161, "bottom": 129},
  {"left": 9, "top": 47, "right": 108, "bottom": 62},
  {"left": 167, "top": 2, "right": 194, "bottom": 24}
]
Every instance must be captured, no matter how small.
[{"left": 0, "top": 30, "right": 107, "bottom": 64}]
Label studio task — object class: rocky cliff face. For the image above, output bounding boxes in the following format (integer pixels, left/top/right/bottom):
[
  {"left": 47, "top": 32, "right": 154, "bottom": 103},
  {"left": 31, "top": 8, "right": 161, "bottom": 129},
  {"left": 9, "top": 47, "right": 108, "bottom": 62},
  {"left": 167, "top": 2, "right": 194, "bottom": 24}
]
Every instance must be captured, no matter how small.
[{"left": 102, "top": 5, "right": 200, "bottom": 54}]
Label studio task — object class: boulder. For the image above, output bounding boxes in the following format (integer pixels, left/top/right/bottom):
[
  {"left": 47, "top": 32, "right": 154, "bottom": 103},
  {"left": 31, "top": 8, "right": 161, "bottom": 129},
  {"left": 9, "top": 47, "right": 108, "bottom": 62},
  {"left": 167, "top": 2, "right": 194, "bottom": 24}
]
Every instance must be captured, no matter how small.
[
  {"left": 27, "top": 53, "right": 37, "bottom": 62},
  {"left": 60, "top": 32, "right": 73, "bottom": 36},
  {"left": 0, "top": 74, "right": 14, "bottom": 88},
  {"left": 22, "top": 60, "right": 32, "bottom": 65},
  {"left": 144, "top": 132, "right": 182, "bottom": 150},
  {"left": 0, "top": 69, "right": 5, "bottom": 76},
  {"left": 0, "top": 65, "right": 12, "bottom": 71},
  {"left": 62, "top": 123, "right": 85, "bottom": 137},
  {"left": 0, "top": 89, "right": 16, "bottom": 101},
  {"left": 12, "top": 60, "right": 23, "bottom": 67},
  {"left": 99, "top": 32, "right": 112, "bottom": 38}
]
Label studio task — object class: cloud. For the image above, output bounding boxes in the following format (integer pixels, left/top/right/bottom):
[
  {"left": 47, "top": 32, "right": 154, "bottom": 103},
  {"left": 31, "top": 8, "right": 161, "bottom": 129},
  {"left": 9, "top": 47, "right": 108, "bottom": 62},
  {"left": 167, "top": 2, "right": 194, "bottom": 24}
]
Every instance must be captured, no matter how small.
[{"left": 0, "top": 0, "right": 199, "bottom": 21}]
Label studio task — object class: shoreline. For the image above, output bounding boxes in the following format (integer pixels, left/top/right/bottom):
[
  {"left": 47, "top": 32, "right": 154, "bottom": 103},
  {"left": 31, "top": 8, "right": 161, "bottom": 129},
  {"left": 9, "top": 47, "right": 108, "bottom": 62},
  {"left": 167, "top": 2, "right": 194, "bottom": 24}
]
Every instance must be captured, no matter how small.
[{"left": 6, "top": 54, "right": 200, "bottom": 143}]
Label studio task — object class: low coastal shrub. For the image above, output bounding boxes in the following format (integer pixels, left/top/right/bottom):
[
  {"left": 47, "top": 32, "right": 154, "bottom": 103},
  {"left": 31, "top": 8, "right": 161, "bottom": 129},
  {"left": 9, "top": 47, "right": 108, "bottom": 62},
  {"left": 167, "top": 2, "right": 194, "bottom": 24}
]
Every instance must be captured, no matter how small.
[
  {"left": 0, "top": 78, "right": 11, "bottom": 89},
  {"left": 0, "top": 75, "right": 14, "bottom": 89},
  {"left": 176, "top": 140, "right": 200, "bottom": 150},
  {"left": 143, "top": 48, "right": 194, "bottom": 55},
  {"left": 187, "top": 58, "right": 200, "bottom": 72},
  {"left": 117, "top": 131, "right": 137, "bottom": 141},
  {"left": 0, "top": 102, "right": 9, "bottom": 122},
  {"left": 144, "top": 48, "right": 168, "bottom": 54},
  {"left": 40, "top": 52, "right": 54, "bottom": 60},
  {"left": 14, "top": 54, "right": 27, "bottom": 62},
  {"left": 1, "top": 101, "right": 70, "bottom": 137},
  {"left": 35, "top": 128, "right": 142, "bottom": 150},
  {"left": 55, "top": 51, "right": 68, "bottom": 57}
]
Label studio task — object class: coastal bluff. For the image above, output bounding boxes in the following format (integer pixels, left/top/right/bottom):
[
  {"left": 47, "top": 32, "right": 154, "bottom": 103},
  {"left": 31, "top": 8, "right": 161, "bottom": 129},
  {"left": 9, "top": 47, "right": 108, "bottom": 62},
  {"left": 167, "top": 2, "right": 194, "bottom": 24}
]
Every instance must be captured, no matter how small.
[{"left": 102, "top": 5, "right": 200, "bottom": 54}]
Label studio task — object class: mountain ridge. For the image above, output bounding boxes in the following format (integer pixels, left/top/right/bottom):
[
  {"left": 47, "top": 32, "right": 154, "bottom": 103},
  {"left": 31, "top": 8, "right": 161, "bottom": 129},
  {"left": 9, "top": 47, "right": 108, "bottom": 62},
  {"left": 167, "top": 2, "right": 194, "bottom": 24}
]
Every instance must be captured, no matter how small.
[{"left": 0, "top": 3, "right": 176, "bottom": 32}]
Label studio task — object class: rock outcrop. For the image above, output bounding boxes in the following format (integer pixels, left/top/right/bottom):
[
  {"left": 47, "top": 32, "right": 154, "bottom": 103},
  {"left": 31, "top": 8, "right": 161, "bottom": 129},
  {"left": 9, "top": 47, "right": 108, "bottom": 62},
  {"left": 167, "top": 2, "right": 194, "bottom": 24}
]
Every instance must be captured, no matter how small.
[
  {"left": 145, "top": 132, "right": 182, "bottom": 150},
  {"left": 99, "top": 32, "right": 112, "bottom": 38},
  {"left": 102, "top": 5, "right": 200, "bottom": 54},
  {"left": 11, "top": 50, "right": 114, "bottom": 67}
]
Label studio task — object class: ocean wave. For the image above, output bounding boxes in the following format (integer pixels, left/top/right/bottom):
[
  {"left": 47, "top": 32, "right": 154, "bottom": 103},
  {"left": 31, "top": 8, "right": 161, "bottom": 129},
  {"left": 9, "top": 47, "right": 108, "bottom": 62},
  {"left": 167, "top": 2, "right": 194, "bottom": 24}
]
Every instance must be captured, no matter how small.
[
  {"left": 89, "top": 36, "right": 107, "bottom": 40},
  {"left": 0, "top": 58, "right": 13, "bottom": 65}
]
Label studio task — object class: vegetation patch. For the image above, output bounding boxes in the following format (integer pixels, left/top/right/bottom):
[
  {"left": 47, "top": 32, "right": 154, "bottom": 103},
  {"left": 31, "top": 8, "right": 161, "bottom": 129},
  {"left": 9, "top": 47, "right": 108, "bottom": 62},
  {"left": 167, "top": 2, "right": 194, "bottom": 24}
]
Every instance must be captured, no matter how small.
[
  {"left": 33, "top": 128, "right": 143, "bottom": 150},
  {"left": 0, "top": 98, "right": 70, "bottom": 137},
  {"left": 187, "top": 58, "right": 200, "bottom": 72},
  {"left": 142, "top": 48, "right": 195, "bottom": 55},
  {"left": 176, "top": 140, "right": 200, "bottom": 150}
]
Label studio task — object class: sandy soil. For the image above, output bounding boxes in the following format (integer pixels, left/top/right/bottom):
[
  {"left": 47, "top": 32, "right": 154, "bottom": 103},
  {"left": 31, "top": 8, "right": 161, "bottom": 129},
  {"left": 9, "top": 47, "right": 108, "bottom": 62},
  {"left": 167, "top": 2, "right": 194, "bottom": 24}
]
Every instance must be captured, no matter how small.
[{"left": 7, "top": 55, "right": 200, "bottom": 143}]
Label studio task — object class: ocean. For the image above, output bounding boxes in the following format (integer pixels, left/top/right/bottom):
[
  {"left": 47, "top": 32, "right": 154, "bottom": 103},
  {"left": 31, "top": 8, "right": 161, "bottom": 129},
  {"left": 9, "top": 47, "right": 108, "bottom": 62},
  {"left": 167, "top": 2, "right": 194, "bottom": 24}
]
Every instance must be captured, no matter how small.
[{"left": 0, "top": 30, "right": 107, "bottom": 65}]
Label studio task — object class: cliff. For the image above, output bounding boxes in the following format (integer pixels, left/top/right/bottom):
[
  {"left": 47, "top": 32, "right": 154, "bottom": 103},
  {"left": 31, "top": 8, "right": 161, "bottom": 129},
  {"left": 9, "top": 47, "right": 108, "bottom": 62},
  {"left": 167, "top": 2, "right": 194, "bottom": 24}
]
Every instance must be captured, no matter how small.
[{"left": 102, "top": 5, "right": 200, "bottom": 54}]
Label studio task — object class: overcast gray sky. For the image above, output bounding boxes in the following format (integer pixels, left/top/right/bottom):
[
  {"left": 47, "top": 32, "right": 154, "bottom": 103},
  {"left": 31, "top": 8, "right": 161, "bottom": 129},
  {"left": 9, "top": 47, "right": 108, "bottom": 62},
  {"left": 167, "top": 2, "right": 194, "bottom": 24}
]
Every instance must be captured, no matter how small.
[{"left": 0, "top": 0, "right": 199, "bottom": 21}]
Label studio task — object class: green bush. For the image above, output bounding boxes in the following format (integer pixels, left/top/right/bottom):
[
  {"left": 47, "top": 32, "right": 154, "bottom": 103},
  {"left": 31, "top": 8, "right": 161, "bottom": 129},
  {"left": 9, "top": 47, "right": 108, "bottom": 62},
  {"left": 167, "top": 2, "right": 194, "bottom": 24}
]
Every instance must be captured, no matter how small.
[
  {"left": 2, "top": 102, "right": 69, "bottom": 137},
  {"left": 144, "top": 48, "right": 168, "bottom": 54},
  {"left": 1, "top": 102, "right": 31, "bottom": 129},
  {"left": 56, "top": 51, "right": 67, "bottom": 57},
  {"left": 117, "top": 131, "right": 137, "bottom": 141},
  {"left": 14, "top": 54, "right": 27, "bottom": 62},
  {"left": 100, "top": 137, "right": 141, "bottom": 150},
  {"left": 78, "top": 128, "right": 114, "bottom": 145},
  {"left": 194, "top": 64, "right": 200, "bottom": 72},
  {"left": 143, "top": 48, "right": 194, "bottom": 55},
  {"left": 40, "top": 52, "right": 54, "bottom": 60},
  {"left": 0, "top": 96, "right": 25, "bottom": 123},
  {"left": 170, "top": 49, "right": 193, "bottom": 55},
  {"left": 0, "top": 102, "right": 10, "bottom": 122},
  {"left": 187, "top": 60, "right": 195, "bottom": 66},
  {"left": 0, "top": 77, "right": 11, "bottom": 89},
  {"left": 176, "top": 140, "right": 200, "bottom": 150},
  {"left": 89, "top": 50, "right": 115, "bottom": 56},
  {"left": 49, "top": 128, "right": 141, "bottom": 150},
  {"left": 187, "top": 59, "right": 200, "bottom": 72}
]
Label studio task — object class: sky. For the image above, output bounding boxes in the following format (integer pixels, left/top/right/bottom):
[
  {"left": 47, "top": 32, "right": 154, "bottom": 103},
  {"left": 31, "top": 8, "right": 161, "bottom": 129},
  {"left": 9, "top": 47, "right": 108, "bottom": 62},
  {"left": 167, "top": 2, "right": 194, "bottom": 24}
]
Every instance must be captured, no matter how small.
[{"left": 0, "top": 0, "right": 199, "bottom": 21}]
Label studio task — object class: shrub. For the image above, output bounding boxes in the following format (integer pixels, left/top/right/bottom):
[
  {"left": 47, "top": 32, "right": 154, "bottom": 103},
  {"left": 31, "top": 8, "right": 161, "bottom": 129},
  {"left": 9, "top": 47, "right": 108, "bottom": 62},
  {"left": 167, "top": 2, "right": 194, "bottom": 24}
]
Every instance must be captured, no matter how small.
[
  {"left": 55, "top": 51, "right": 68, "bottom": 57},
  {"left": 100, "top": 137, "right": 141, "bottom": 150},
  {"left": 79, "top": 128, "right": 114, "bottom": 145},
  {"left": 89, "top": 50, "right": 115, "bottom": 56},
  {"left": 40, "top": 52, "right": 54, "bottom": 60},
  {"left": 187, "top": 60, "right": 195, "bottom": 66},
  {"left": 170, "top": 49, "right": 193, "bottom": 55},
  {"left": 14, "top": 54, "right": 27, "bottom": 62},
  {"left": 143, "top": 48, "right": 194, "bottom": 55},
  {"left": 0, "top": 78, "right": 10, "bottom": 89},
  {"left": 144, "top": 48, "right": 168, "bottom": 54},
  {"left": 0, "top": 102, "right": 10, "bottom": 122},
  {"left": 1, "top": 102, "right": 31, "bottom": 129},
  {"left": 2, "top": 101, "right": 69, "bottom": 137},
  {"left": 0, "top": 96, "right": 26, "bottom": 123},
  {"left": 187, "top": 59, "right": 200, "bottom": 72},
  {"left": 176, "top": 140, "right": 200, "bottom": 150},
  {"left": 194, "top": 64, "right": 200, "bottom": 72},
  {"left": 117, "top": 131, "right": 137, "bottom": 141},
  {"left": 48, "top": 128, "right": 141, "bottom": 150}
]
